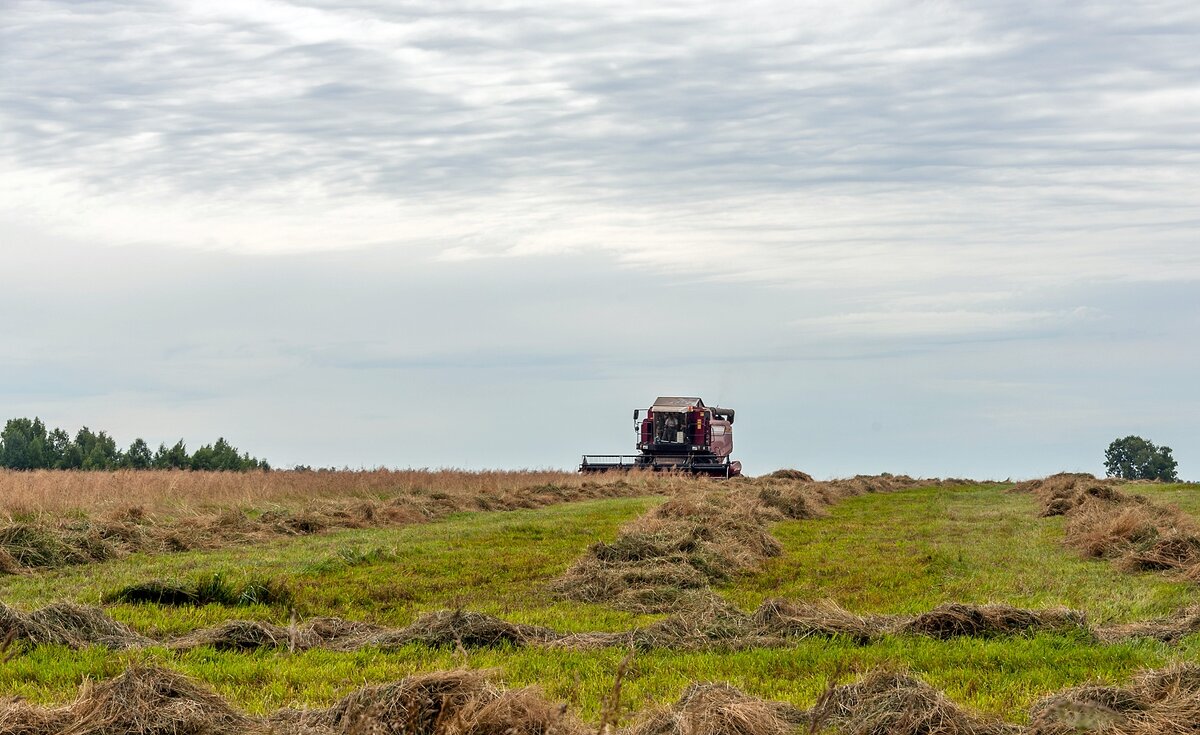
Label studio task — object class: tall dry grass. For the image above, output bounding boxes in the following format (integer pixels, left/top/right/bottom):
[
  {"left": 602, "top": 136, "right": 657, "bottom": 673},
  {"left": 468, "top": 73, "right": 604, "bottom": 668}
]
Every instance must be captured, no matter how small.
[{"left": 0, "top": 469, "right": 611, "bottom": 518}]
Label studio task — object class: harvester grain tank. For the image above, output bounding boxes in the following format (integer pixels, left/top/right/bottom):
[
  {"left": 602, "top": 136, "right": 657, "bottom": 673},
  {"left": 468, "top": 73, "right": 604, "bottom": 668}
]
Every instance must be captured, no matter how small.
[{"left": 579, "top": 397, "right": 742, "bottom": 477}]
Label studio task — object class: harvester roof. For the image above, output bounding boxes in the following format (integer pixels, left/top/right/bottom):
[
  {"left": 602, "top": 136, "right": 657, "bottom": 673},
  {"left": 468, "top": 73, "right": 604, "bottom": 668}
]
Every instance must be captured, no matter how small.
[{"left": 651, "top": 397, "right": 705, "bottom": 411}]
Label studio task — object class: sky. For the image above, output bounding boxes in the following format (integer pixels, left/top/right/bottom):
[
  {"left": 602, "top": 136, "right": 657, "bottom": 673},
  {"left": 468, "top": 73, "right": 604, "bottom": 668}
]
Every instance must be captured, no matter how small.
[{"left": 1, "top": 0, "right": 1198, "bottom": 479}]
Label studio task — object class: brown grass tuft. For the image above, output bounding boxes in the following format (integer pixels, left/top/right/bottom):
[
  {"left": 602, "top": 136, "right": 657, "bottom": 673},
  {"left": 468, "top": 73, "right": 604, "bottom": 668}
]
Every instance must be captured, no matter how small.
[
  {"left": 808, "top": 669, "right": 1018, "bottom": 735},
  {"left": 628, "top": 683, "right": 805, "bottom": 735},
  {"left": 899, "top": 603, "right": 1089, "bottom": 640},
  {"left": 1028, "top": 663, "right": 1200, "bottom": 734}
]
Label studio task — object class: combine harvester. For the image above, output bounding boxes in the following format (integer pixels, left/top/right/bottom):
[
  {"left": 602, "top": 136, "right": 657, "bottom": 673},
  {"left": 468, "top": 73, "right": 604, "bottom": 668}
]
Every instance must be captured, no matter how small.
[{"left": 580, "top": 396, "right": 742, "bottom": 477}]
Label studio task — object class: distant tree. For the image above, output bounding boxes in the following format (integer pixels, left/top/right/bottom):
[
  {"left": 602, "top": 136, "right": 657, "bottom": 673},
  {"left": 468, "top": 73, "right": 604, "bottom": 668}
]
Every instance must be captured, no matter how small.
[
  {"left": 75, "top": 427, "right": 119, "bottom": 470},
  {"left": 1, "top": 417, "right": 268, "bottom": 472},
  {"left": 1104, "top": 435, "right": 1179, "bottom": 482},
  {"left": 123, "top": 438, "right": 153, "bottom": 469},
  {"left": 47, "top": 428, "right": 72, "bottom": 468},
  {"left": 0, "top": 418, "right": 50, "bottom": 469},
  {"left": 153, "top": 440, "right": 191, "bottom": 469}
]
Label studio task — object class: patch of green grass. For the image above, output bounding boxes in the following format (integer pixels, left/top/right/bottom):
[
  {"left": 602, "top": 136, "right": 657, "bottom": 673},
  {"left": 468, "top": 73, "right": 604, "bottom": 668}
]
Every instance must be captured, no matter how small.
[
  {"left": 722, "top": 483, "right": 1199, "bottom": 622},
  {"left": 0, "top": 496, "right": 662, "bottom": 635},
  {"left": 1126, "top": 482, "right": 1200, "bottom": 517}
]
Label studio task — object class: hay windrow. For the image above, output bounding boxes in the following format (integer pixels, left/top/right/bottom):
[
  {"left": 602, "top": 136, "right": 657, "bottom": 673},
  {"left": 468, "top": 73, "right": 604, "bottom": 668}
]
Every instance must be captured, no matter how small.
[
  {"left": 0, "top": 602, "right": 151, "bottom": 650},
  {"left": 1023, "top": 473, "right": 1200, "bottom": 585},
  {"left": 809, "top": 670, "right": 1019, "bottom": 735},
  {"left": 270, "top": 669, "right": 582, "bottom": 735},
  {"left": 1028, "top": 663, "right": 1200, "bottom": 734},
  {"left": 4, "top": 598, "right": 1174, "bottom": 657},
  {"left": 898, "top": 603, "right": 1090, "bottom": 640},
  {"left": 11, "top": 663, "right": 1200, "bottom": 734},
  {"left": 628, "top": 683, "right": 805, "bottom": 735}
]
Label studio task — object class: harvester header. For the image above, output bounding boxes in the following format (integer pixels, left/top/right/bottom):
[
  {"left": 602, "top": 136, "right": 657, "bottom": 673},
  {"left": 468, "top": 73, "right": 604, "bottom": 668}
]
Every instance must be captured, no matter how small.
[{"left": 579, "top": 396, "right": 742, "bottom": 477}]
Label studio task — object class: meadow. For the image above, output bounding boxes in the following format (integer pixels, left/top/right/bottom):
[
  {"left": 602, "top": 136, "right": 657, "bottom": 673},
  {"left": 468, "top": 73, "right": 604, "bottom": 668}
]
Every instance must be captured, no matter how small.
[{"left": 1, "top": 471, "right": 1199, "bottom": 733}]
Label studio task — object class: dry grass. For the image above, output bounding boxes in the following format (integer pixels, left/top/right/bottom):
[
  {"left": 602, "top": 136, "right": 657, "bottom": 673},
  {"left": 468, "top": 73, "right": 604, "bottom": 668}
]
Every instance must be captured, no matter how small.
[
  {"left": 0, "top": 667, "right": 578, "bottom": 735},
  {"left": 809, "top": 669, "right": 1018, "bottom": 735},
  {"left": 0, "top": 469, "right": 614, "bottom": 517},
  {"left": 0, "top": 472, "right": 663, "bottom": 573},
  {"left": 1017, "top": 473, "right": 1200, "bottom": 586},
  {"left": 1028, "top": 664, "right": 1200, "bottom": 734},
  {"left": 898, "top": 603, "right": 1090, "bottom": 640},
  {"left": 0, "top": 665, "right": 266, "bottom": 735},
  {"left": 628, "top": 683, "right": 805, "bottom": 735}
]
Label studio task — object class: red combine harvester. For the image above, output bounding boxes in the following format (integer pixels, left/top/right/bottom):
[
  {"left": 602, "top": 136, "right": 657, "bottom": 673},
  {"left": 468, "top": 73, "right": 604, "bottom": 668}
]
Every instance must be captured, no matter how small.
[{"left": 580, "top": 397, "right": 742, "bottom": 477}]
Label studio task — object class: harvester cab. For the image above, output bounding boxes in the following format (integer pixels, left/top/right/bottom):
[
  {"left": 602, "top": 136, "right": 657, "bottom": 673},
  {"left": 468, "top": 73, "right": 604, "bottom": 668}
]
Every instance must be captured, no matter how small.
[{"left": 580, "top": 396, "right": 742, "bottom": 477}]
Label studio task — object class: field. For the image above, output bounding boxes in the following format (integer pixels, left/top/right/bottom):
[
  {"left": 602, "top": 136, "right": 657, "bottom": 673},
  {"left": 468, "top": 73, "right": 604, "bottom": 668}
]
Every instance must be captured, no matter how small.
[{"left": 1, "top": 469, "right": 1199, "bottom": 734}]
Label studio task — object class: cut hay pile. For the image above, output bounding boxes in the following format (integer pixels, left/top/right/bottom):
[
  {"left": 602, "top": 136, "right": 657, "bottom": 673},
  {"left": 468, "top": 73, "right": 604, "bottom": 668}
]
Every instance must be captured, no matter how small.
[
  {"left": 169, "top": 620, "right": 297, "bottom": 652},
  {"left": 1018, "top": 473, "right": 1200, "bottom": 585},
  {"left": 553, "top": 489, "right": 782, "bottom": 612},
  {"left": 752, "top": 598, "right": 878, "bottom": 644},
  {"left": 0, "top": 665, "right": 266, "bottom": 735},
  {"left": 353, "top": 609, "right": 559, "bottom": 649},
  {"left": 272, "top": 669, "right": 581, "bottom": 735},
  {"left": 1028, "top": 664, "right": 1200, "bottom": 734},
  {"left": 808, "top": 670, "right": 1018, "bottom": 735},
  {"left": 0, "top": 602, "right": 151, "bottom": 650},
  {"left": 1096, "top": 606, "right": 1200, "bottom": 643},
  {"left": 898, "top": 603, "right": 1090, "bottom": 640},
  {"left": 0, "top": 667, "right": 579, "bottom": 735},
  {"left": 628, "top": 683, "right": 805, "bottom": 735}
]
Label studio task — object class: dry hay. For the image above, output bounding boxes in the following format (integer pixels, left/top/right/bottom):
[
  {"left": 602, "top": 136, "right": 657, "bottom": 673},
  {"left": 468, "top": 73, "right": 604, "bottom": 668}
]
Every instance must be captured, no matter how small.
[
  {"left": 553, "top": 490, "right": 781, "bottom": 613},
  {"left": 0, "top": 667, "right": 578, "bottom": 735},
  {"left": 751, "top": 598, "right": 878, "bottom": 644},
  {"left": 809, "top": 670, "right": 1018, "bottom": 735},
  {"left": 630, "top": 597, "right": 759, "bottom": 650},
  {"left": 898, "top": 603, "right": 1090, "bottom": 640},
  {"left": 0, "top": 665, "right": 267, "bottom": 735},
  {"left": 356, "top": 609, "right": 559, "bottom": 649},
  {"left": 274, "top": 669, "right": 580, "bottom": 735},
  {"left": 1028, "top": 664, "right": 1200, "bottom": 734},
  {"left": 1021, "top": 473, "right": 1200, "bottom": 586},
  {"left": 763, "top": 469, "right": 815, "bottom": 482},
  {"left": 0, "top": 602, "right": 151, "bottom": 650},
  {"left": 169, "top": 619, "right": 296, "bottom": 652},
  {"left": 1097, "top": 606, "right": 1200, "bottom": 643},
  {"left": 628, "top": 684, "right": 804, "bottom": 735}
]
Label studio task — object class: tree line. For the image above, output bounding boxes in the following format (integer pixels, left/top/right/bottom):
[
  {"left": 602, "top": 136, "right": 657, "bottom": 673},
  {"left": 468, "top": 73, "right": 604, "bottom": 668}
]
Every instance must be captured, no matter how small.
[{"left": 0, "top": 417, "right": 269, "bottom": 471}]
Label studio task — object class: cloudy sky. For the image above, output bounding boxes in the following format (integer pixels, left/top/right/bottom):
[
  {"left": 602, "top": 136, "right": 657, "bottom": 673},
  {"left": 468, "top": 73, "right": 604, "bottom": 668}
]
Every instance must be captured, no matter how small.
[{"left": 2, "top": 0, "right": 1198, "bottom": 478}]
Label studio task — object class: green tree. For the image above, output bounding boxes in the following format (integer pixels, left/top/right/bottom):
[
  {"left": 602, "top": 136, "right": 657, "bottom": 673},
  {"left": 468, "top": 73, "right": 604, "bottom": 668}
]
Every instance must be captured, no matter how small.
[
  {"left": 153, "top": 440, "right": 190, "bottom": 469},
  {"left": 1104, "top": 435, "right": 1179, "bottom": 482},
  {"left": 123, "top": 438, "right": 153, "bottom": 469},
  {"left": 0, "top": 417, "right": 50, "bottom": 469},
  {"left": 47, "top": 428, "right": 72, "bottom": 468}
]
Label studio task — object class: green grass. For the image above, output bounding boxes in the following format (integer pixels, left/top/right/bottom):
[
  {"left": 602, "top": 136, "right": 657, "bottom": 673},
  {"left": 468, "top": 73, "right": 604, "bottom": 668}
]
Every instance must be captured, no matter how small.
[
  {"left": 723, "top": 483, "right": 1199, "bottom": 622},
  {"left": 0, "top": 496, "right": 663, "bottom": 635},
  {"left": 1126, "top": 481, "right": 1200, "bottom": 517},
  {"left": 2, "top": 483, "right": 1199, "bottom": 723}
]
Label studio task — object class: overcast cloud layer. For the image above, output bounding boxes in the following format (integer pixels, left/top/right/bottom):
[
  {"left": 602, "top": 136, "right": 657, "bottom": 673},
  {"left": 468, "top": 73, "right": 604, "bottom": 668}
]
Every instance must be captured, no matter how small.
[{"left": 2, "top": 0, "right": 1198, "bottom": 477}]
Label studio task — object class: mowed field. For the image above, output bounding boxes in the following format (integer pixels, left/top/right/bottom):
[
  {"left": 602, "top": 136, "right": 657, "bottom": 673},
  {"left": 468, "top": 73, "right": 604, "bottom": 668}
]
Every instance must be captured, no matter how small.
[{"left": 1, "top": 470, "right": 1199, "bottom": 733}]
